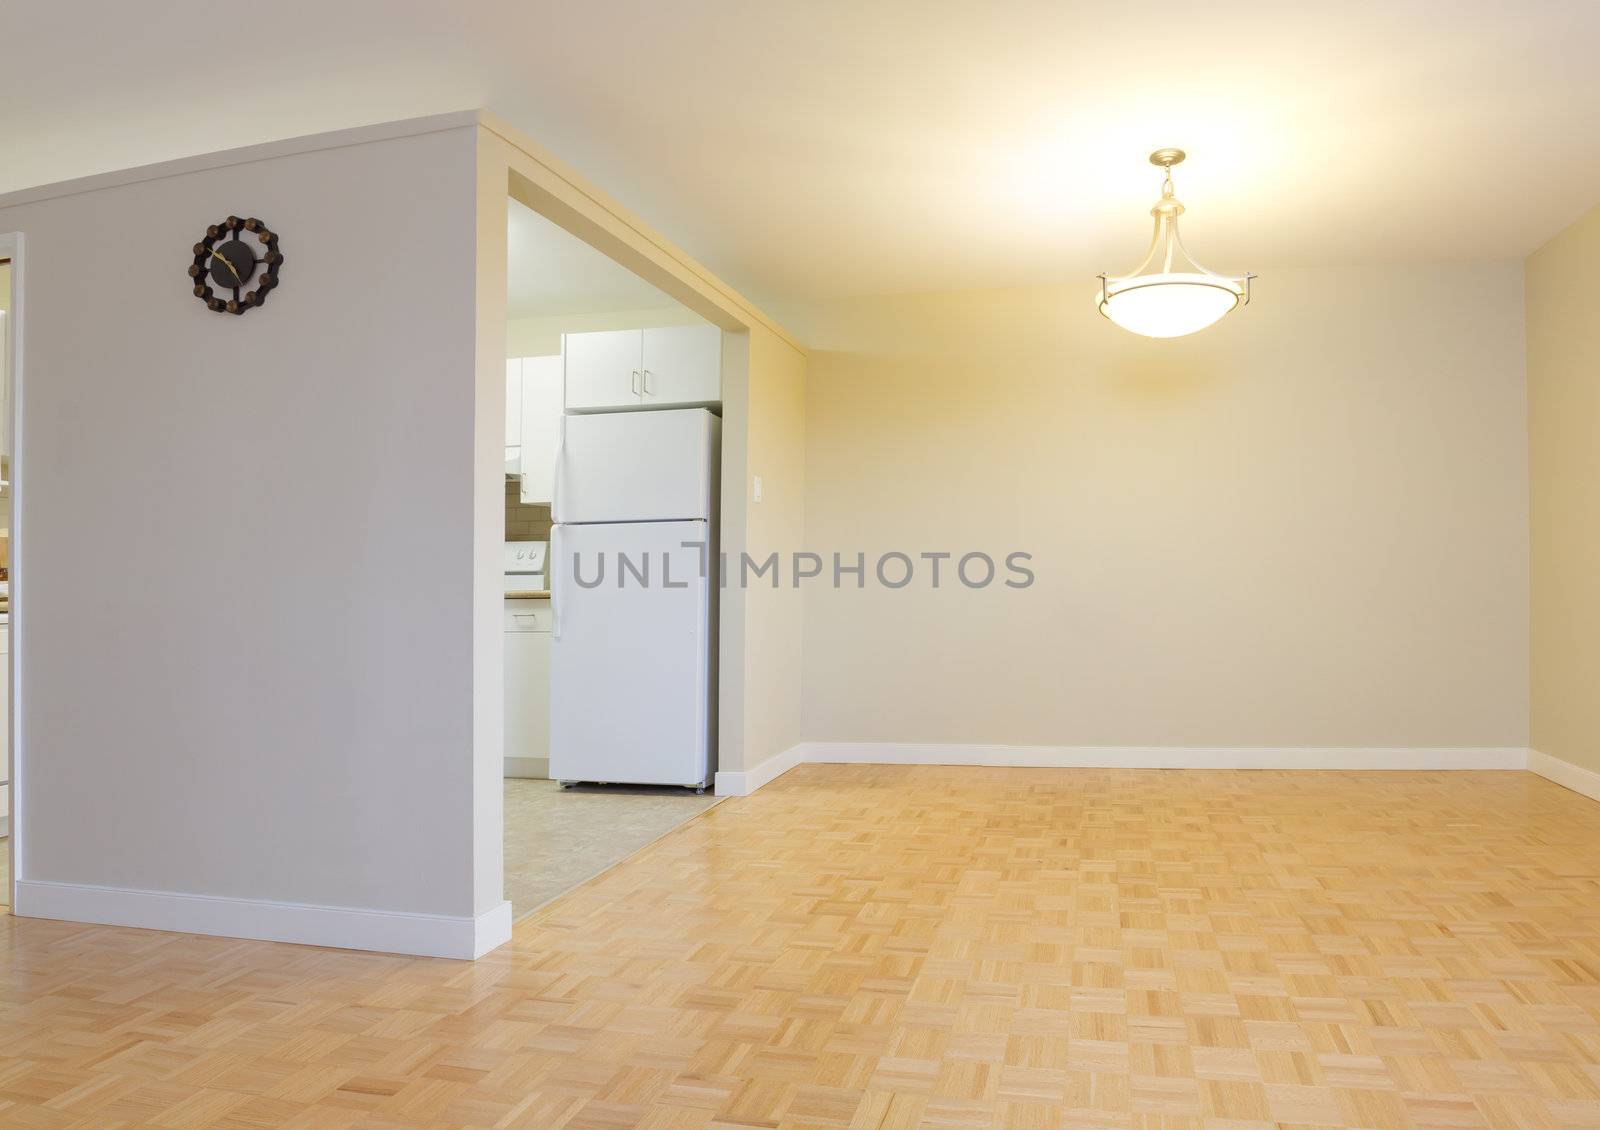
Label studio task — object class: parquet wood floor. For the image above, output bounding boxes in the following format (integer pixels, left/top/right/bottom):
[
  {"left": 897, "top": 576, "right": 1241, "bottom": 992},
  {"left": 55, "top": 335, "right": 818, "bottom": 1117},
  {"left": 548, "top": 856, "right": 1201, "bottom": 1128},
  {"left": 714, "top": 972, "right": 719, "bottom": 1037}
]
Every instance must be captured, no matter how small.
[{"left": 4, "top": 764, "right": 1600, "bottom": 1128}]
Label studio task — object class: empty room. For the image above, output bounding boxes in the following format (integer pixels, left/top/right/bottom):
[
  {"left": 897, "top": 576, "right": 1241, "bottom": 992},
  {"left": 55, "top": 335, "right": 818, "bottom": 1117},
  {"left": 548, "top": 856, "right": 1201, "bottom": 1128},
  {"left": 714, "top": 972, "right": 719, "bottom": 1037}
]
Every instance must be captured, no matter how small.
[{"left": 1, "top": 4, "right": 1598, "bottom": 1128}]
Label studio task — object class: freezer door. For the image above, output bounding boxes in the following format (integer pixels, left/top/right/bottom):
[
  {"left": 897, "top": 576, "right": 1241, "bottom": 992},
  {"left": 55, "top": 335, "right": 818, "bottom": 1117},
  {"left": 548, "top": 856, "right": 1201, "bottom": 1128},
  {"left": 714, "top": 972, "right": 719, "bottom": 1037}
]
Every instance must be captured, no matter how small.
[
  {"left": 554, "top": 409, "right": 717, "bottom": 524},
  {"left": 548, "top": 522, "right": 711, "bottom": 787}
]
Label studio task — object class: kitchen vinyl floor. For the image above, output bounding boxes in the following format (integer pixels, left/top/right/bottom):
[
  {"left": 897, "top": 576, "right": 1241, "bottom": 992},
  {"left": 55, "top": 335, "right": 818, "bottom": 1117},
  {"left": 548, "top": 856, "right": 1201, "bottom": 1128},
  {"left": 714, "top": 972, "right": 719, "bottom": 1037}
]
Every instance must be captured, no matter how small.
[
  {"left": 503, "top": 776, "right": 719, "bottom": 918},
  {"left": 3, "top": 765, "right": 1600, "bottom": 1128}
]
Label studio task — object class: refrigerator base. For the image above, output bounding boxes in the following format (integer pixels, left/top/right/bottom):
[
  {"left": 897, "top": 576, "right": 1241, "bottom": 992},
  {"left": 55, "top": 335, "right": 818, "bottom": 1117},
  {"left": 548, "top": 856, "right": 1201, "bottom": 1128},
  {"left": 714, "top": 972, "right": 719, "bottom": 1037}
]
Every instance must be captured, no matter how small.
[{"left": 557, "top": 780, "right": 710, "bottom": 794}]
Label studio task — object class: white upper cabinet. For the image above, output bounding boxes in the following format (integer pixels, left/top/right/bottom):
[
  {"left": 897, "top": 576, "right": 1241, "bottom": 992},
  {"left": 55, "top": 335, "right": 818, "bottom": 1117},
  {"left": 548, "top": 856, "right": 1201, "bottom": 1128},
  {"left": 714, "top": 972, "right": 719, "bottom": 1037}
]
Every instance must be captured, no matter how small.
[
  {"left": 505, "top": 358, "right": 523, "bottom": 474},
  {"left": 563, "top": 325, "right": 721, "bottom": 412},
  {"left": 642, "top": 325, "right": 721, "bottom": 408},
  {"left": 564, "top": 329, "right": 645, "bottom": 411},
  {"left": 506, "top": 359, "right": 523, "bottom": 447},
  {"left": 518, "top": 356, "right": 563, "bottom": 504}
]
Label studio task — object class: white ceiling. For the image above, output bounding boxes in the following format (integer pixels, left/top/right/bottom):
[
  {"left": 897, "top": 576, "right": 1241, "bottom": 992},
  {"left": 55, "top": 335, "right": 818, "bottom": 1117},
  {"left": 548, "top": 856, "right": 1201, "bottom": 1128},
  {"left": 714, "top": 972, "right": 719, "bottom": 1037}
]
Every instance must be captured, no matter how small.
[
  {"left": 506, "top": 197, "right": 675, "bottom": 318},
  {"left": 3, "top": 2, "right": 1598, "bottom": 307}
]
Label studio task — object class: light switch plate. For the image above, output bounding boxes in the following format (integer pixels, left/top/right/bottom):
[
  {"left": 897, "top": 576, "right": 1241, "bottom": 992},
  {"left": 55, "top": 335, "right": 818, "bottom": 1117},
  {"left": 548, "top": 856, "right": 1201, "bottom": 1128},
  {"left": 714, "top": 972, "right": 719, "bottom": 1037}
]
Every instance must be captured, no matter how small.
[{"left": 752, "top": 474, "right": 764, "bottom": 503}]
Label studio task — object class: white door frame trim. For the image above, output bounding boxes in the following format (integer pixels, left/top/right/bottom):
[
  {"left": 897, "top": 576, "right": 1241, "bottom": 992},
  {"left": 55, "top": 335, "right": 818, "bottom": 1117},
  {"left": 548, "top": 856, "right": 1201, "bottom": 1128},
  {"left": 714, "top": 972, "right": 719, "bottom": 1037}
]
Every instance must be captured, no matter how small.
[{"left": 1, "top": 231, "right": 22, "bottom": 914}]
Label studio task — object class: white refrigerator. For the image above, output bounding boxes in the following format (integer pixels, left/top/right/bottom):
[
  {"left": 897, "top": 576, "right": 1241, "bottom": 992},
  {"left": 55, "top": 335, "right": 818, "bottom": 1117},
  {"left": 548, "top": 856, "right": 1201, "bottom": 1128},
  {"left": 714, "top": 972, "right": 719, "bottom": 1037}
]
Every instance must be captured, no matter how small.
[{"left": 549, "top": 408, "right": 720, "bottom": 789}]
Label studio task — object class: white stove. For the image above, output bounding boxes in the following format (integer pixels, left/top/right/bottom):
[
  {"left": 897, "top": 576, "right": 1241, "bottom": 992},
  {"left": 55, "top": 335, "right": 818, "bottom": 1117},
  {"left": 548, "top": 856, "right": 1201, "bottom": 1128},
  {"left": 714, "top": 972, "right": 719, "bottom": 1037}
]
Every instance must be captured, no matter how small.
[
  {"left": 503, "top": 541, "right": 551, "bottom": 778},
  {"left": 503, "top": 541, "right": 547, "bottom": 595}
]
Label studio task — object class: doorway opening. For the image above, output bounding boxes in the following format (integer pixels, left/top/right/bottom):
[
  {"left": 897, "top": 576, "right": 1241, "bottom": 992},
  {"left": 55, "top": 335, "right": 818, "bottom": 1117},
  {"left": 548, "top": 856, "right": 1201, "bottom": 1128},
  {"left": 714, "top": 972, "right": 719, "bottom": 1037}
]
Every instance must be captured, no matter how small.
[{"left": 500, "top": 197, "right": 720, "bottom": 919}]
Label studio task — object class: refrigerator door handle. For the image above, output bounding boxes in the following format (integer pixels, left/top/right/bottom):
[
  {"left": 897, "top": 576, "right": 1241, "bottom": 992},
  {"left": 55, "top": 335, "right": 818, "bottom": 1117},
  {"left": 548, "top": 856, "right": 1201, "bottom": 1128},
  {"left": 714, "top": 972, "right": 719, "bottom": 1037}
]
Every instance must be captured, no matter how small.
[
  {"left": 549, "top": 523, "right": 564, "bottom": 641},
  {"left": 551, "top": 413, "right": 567, "bottom": 524}
]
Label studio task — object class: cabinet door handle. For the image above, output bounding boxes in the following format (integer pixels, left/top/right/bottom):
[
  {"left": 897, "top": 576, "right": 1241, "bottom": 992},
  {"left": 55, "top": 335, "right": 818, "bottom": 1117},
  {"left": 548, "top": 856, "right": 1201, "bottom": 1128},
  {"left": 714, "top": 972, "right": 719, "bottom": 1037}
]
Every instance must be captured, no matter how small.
[
  {"left": 643, "top": 369, "right": 655, "bottom": 395},
  {"left": 630, "top": 369, "right": 642, "bottom": 396}
]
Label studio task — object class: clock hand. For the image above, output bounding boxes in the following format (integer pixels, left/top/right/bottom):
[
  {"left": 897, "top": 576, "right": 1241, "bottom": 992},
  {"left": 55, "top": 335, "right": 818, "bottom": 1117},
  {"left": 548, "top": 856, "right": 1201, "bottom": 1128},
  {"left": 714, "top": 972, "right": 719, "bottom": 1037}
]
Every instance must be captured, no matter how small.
[{"left": 209, "top": 247, "right": 244, "bottom": 285}]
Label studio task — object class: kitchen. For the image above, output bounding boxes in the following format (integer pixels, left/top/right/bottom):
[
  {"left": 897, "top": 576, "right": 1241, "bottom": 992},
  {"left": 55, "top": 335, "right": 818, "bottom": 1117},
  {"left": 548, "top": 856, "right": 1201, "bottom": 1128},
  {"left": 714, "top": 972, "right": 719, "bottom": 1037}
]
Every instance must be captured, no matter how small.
[{"left": 499, "top": 199, "right": 720, "bottom": 917}]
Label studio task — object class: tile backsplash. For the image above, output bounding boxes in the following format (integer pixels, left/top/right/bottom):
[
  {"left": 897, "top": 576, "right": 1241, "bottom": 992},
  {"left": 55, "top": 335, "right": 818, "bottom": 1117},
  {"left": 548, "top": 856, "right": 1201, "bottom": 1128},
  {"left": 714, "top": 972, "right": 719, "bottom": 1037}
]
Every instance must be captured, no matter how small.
[{"left": 505, "top": 478, "right": 551, "bottom": 543}]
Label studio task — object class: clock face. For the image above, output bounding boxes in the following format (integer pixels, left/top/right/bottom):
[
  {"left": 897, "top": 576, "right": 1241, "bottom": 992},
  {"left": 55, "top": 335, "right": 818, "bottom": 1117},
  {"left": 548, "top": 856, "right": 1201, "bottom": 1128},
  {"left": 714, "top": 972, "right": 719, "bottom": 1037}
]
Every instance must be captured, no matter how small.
[
  {"left": 207, "top": 239, "right": 257, "bottom": 289},
  {"left": 188, "top": 215, "right": 283, "bottom": 315}
]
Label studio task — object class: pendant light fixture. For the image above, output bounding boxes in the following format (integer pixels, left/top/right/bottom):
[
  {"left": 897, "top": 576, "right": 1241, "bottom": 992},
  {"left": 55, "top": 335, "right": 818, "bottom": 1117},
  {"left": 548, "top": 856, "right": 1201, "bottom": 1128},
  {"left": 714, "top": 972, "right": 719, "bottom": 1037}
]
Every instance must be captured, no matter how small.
[{"left": 1097, "top": 149, "right": 1253, "bottom": 338}]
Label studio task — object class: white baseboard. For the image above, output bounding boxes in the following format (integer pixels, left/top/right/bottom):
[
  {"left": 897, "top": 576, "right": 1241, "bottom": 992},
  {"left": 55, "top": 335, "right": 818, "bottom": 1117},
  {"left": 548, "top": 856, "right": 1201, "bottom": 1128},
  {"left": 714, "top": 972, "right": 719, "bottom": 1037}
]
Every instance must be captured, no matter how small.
[
  {"left": 714, "top": 743, "right": 806, "bottom": 796},
  {"left": 800, "top": 742, "right": 1528, "bottom": 771},
  {"left": 12, "top": 880, "right": 512, "bottom": 960},
  {"left": 1528, "top": 749, "right": 1600, "bottom": 804},
  {"left": 719, "top": 742, "right": 1528, "bottom": 795}
]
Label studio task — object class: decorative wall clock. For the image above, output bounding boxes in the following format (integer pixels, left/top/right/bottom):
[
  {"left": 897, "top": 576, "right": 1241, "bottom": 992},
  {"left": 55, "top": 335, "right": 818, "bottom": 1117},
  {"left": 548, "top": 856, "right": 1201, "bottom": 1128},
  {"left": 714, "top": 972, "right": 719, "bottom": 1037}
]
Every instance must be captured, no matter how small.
[{"left": 187, "top": 216, "right": 283, "bottom": 315}]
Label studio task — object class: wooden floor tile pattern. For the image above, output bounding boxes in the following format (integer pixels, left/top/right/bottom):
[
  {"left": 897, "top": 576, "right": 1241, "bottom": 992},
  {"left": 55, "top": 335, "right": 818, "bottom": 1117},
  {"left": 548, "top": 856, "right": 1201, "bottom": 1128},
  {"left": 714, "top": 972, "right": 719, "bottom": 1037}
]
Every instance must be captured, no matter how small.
[{"left": 4, "top": 765, "right": 1600, "bottom": 1128}]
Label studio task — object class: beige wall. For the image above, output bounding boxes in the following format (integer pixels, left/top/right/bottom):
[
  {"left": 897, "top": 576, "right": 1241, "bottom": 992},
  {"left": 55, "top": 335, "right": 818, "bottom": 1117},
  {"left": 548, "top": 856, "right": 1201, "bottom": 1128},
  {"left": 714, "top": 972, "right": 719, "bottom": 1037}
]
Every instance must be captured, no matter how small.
[
  {"left": 713, "top": 325, "right": 809, "bottom": 779},
  {"left": 738, "top": 325, "right": 807, "bottom": 770},
  {"left": 1528, "top": 203, "right": 1600, "bottom": 772},
  {"left": 785, "top": 263, "right": 1529, "bottom": 750}
]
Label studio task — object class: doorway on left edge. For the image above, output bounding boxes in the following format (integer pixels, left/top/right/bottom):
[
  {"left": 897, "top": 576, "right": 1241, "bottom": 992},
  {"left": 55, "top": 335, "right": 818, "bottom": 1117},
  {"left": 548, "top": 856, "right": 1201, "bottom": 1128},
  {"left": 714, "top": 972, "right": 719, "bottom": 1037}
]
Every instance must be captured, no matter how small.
[{"left": 0, "top": 257, "right": 13, "bottom": 909}]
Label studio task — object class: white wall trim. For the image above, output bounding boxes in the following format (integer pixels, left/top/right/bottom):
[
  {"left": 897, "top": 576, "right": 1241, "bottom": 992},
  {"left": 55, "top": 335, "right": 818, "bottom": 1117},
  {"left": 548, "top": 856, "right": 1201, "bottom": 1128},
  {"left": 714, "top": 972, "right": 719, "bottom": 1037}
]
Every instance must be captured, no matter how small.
[
  {"left": 482, "top": 112, "right": 802, "bottom": 356},
  {"left": 13, "top": 881, "right": 513, "bottom": 960},
  {"left": 801, "top": 742, "right": 1528, "bottom": 770},
  {"left": 715, "top": 743, "right": 805, "bottom": 796},
  {"left": 721, "top": 743, "right": 1531, "bottom": 793},
  {"left": 3, "top": 229, "right": 24, "bottom": 915},
  {"left": 1528, "top": 749, "right": 1600, "bottom": 804}
]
